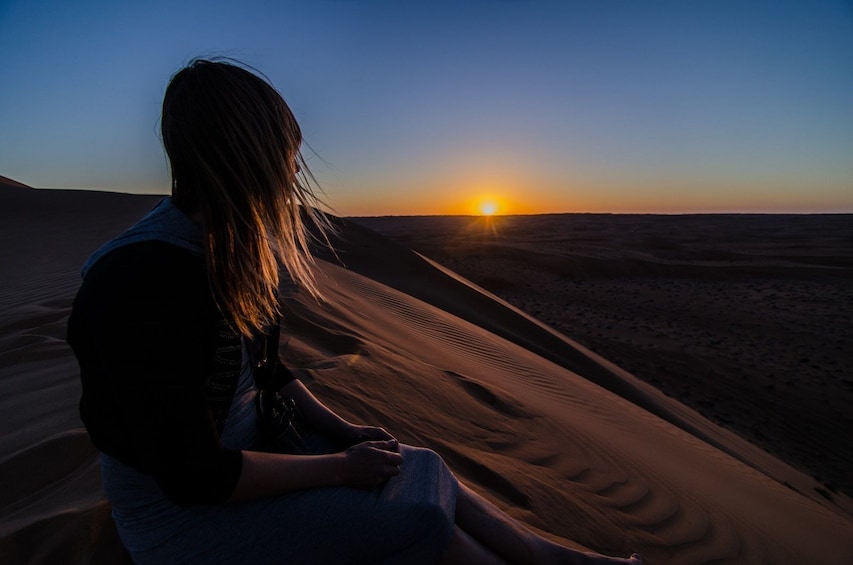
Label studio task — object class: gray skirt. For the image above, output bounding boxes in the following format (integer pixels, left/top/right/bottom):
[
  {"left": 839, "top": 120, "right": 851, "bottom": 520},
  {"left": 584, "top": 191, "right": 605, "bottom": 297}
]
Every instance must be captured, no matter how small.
[
  {"left": 101, "top": 442, "right": 457, "bottom": 565},
  {"left": 100, "top": 368, "right": 458, "bottom": 564}
]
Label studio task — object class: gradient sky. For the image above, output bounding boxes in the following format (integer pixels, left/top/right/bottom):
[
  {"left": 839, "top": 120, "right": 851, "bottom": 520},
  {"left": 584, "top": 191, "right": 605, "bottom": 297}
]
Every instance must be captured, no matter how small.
[{"left": 1, "top": 0, "right": 852, "bottom": 215}]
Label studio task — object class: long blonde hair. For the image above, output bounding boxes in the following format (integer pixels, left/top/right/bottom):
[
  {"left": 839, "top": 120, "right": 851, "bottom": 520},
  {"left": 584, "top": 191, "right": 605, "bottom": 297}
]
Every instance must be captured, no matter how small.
[{"left": 161, "top": 58, "right": 333, "bottom": 337}]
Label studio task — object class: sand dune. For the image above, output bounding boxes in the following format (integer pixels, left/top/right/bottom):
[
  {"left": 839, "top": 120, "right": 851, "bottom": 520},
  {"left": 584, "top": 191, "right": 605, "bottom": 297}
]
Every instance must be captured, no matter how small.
[
  {"left": 1, "top": 184, "right": 851, "bottom": 563},
  {"left": 354, "top": 213, "right": 853, "bottom": 499}
]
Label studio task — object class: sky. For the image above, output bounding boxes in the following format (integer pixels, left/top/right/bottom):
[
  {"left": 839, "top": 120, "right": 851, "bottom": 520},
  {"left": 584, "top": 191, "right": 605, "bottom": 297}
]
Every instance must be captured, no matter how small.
[{"left": 1, "top": 0, "right": 852, "bottom": 216}]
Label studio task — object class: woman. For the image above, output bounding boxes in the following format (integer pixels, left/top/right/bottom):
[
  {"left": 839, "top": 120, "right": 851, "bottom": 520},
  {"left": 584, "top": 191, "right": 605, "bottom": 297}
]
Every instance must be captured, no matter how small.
[{"left": 68, "top": 59, "right": 641, "bottom": 564}]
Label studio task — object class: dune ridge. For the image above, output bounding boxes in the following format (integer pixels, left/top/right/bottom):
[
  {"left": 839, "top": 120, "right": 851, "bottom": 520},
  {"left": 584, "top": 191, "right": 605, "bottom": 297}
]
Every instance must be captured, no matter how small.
[{"left": 1, "top": 184, "right": 851, "bottom": 563}]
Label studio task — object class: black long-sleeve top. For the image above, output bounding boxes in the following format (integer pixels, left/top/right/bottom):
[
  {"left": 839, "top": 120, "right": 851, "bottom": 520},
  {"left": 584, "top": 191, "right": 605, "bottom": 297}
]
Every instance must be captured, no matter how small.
[{"left": 68, "top": 241, "right": 244, "bottom": 506}]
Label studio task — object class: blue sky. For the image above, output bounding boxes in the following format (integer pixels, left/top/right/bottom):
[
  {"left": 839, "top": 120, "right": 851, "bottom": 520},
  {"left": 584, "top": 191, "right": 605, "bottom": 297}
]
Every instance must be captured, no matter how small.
[{"left": 1, "top": 0, "right": 852, "bottom": 214}]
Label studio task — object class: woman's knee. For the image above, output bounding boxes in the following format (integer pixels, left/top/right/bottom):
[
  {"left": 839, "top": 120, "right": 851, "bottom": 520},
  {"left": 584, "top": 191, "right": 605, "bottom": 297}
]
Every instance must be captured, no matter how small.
[{"left": 402, "top": 499, "right": 456, "bottom": 560}]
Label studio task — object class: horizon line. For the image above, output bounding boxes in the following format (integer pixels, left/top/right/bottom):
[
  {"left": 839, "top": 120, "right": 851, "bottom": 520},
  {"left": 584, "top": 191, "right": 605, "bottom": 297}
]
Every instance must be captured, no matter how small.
[{"left": 4, "top": 182, "right": 852, "bottom": 217}]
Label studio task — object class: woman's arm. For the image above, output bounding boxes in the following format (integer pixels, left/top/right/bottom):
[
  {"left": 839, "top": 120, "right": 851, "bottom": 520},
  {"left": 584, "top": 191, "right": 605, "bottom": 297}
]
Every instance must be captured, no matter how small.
[
  {"left": 80, "top": 245, "right": 249, "bottom": 504},
  {"left": 227, "top": 375, "right": 403, "bottom": 502},
  {"left": 281, "top": 378, "right": 396, "bottom": 444},
  {"left": 229, "top": 439, "right": 402, "bottom": 501}
]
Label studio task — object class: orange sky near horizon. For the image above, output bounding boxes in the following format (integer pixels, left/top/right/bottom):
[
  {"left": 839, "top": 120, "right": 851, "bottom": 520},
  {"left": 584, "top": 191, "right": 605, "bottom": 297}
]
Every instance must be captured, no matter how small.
[{"left": 327, "top": 173, "right": 853, "bottom": 216}]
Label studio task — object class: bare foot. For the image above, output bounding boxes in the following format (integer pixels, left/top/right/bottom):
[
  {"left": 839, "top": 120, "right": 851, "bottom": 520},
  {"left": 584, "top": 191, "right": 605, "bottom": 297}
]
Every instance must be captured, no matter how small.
[
  {"left": 577, "top": 551, "right": 641, "bottom": 565},
  {"left": 539, "top": 540, "right": 642, "bottom": 565},
  {"left": 571, "top": 551, "right": 641, "bottom": 565}
]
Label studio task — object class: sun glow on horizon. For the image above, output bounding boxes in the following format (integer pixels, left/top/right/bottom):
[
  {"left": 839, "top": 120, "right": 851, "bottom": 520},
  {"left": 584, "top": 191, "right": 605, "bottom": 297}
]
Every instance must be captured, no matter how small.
[
  {"left": 469, "top": 193, "right": 510, "bottom": 216},
  {"left": 479, "top": 201, "right": 499, "bottom": 216}
]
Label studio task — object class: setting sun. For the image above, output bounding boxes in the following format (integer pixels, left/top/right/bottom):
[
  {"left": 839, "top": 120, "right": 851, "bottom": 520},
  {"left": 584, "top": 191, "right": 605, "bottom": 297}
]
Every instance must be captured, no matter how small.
[
  {"left": 470, "top": 194, "right": 509, "bottom": 216},
  {"left": 479, "top": 201, "right": 498, "bottom": 216},
  {"left": 449, "top": 191, "right": 531, "bottom": 216}
]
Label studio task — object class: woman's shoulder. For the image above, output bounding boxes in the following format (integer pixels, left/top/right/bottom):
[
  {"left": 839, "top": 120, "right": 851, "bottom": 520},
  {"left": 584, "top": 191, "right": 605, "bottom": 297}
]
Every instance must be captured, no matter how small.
[
  {"left": 88, "top": 240, "right": 203, "bottom": 278},
  {"left": 79, "top": 241, "right": 207, "bottom": 306}
]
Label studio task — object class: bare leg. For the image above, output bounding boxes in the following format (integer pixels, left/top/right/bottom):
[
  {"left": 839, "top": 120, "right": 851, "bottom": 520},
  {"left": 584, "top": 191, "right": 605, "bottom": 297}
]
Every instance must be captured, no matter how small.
[
  {"left": 453, "top": 483, "right": 642, "bottom": 565},
  {"left": 439, "top": 526, "right": 508, "bottom": 565}
]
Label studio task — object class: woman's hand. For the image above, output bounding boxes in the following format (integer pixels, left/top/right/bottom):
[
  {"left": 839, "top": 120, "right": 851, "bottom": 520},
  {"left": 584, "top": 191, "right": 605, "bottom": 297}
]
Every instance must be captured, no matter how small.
[
  {"left": 343, "top": 424, "right": 397, "bottom": 447},
  {"left": 340, "top": 440, "right": 403, "bottom": 490}
]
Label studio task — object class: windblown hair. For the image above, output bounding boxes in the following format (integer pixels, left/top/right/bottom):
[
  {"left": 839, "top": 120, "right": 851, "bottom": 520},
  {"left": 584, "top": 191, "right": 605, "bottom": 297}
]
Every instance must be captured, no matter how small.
[{"left": 161, "top": 58, "right": 333, "bottom": 337}]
